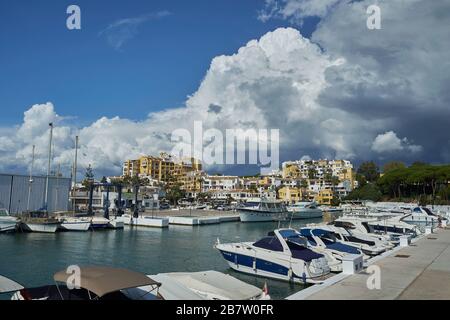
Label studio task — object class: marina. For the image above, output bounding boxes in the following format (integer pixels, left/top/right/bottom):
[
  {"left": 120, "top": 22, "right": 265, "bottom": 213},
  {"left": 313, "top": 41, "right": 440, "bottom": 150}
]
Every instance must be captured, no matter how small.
[
  {"left": 0, "top": 216, "right": 326, "bottom": 300},
  {"left": 2, "top": 202, "right": 449, "bottom": 300}
]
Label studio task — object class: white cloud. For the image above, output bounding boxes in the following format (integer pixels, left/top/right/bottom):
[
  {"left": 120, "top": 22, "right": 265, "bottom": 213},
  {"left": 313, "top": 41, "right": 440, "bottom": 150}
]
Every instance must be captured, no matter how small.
[
  {"left": 371, "top": 131, "right": 422, "bottom": 153},
  {"left": 1, "top": 0, "right": 449, "bottom": 176},
  {"left": 259, "top": 0, "right": 340, "bottom": 24},
  {"left": 99, "top": 11, "right": 171, "bottom": 50}
]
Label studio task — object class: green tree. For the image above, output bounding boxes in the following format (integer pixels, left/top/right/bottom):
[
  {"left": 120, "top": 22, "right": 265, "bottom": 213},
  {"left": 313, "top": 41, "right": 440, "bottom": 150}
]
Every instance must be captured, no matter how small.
[
  {"left": 357, "top": 161, "right": 380, "bottom": 183},
  {"left": 383, "top": 161, "right": 406, "bottom": 173},
  {"left": 166, "top": 184, "right": 186, "bottom": 205},
  {"left": 81, "top": 165, "right": 94, "bottom": 189},
  {"left": 345, "top": 183, "right": 382, "bottom": 202}
]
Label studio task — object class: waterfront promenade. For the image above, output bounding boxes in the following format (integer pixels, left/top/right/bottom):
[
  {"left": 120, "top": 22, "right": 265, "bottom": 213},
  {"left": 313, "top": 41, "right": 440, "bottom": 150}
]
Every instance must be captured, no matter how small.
[{"left": 288, "top": 227, "right": 450, "bottom": 300}]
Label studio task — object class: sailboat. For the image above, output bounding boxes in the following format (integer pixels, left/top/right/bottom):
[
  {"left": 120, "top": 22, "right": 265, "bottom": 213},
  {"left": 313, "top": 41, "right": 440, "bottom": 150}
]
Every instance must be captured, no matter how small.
[{"left": 20, "top": 124, "right": 60, "bottom": 233}]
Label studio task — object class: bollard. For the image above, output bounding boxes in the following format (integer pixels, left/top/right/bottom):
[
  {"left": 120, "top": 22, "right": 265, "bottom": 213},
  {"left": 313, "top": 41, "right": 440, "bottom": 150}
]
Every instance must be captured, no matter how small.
[
  {"left": 342, "top": 254, "right": 364, "bottom": 275},
  {"left": 399, "top": 235, "right": 410, "bottom": 247},
  {"left": 425, "top": 226, "right": 433, "bottom": 235}
]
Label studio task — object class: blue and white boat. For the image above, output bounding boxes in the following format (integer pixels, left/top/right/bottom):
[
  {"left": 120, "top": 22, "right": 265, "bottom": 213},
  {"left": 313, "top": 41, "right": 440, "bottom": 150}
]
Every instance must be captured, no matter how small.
[
  {"left": 215, "top": 228, "right": 331, "bottom": 284},
  {"left": 238, "top": 199, "right": 288, "bottom": 222},
  {"left": 299, "top": 228, "right": 366, "bottom": 261}
]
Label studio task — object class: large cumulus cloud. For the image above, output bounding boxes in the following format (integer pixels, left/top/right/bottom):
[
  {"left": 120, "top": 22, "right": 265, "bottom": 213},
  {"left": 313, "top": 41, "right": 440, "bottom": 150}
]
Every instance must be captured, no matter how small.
[{"left": 0, "top": 0, "right": 449, "bottom": 177}]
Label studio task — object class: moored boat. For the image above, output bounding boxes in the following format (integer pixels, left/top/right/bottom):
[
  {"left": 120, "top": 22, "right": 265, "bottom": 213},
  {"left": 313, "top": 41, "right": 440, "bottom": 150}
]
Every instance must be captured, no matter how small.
[
  {"left": 0, "top": 208, "right": 18, "bottom": 233},
  {"left": 287, "top": 201, "right": 323, "bottom": 219},
  {"left": 215, "top": 228, "right": 331, "bottom": 284},
  {"left": 238, "top": 198, "right": 288, "bottom": 222},
  {"left": 20, "top": 211, "right": 60, "bottom": 233},
  {"left": 59, "top": 217, "right": 91, "bottom": 231},
  {"left": 11, "top": 266, "right": 162, "bottom": 300},
  {"left": 89, "top": 216, "right": 110, "bottom": 229}
]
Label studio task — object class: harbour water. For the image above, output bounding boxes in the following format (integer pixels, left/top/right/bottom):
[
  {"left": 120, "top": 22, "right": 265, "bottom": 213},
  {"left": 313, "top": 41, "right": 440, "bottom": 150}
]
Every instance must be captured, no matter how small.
[{"left": 0, "top": 214, "right": 335, "bottom": 300}]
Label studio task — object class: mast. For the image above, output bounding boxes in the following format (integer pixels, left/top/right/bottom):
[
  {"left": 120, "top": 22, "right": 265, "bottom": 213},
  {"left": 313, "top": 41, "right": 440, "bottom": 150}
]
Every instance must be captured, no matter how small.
[
  {"left": 72, "top": 136, "right": 79, "bottom": 214},
  {"left": 26, "top": 145, "right": 35, "bottom": 212},
  {"left": 55, "top": 164, "right": 60, "bottom": 212},
  {"left": 44, "top": 122, "right": 53, "bottom": 212}
]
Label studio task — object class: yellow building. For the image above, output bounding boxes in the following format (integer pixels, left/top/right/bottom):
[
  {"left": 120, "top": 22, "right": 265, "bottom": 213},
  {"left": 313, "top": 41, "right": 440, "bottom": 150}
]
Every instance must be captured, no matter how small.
[
  {"left": 278, "top": 187, "right": 302, "bottom": 204},
  {"left": 282, "top": 163, "right": 301, "bottom": 179},
  {"left": 123, "top": 154, "right": 202, "bottom": 189},
  {"left": 315, "top": 189, "right": 334, "bottom": 205}
]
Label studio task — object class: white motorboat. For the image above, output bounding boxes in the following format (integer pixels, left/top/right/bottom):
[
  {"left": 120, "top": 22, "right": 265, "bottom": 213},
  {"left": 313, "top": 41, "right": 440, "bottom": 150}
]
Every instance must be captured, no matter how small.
[
  {"left": 0, "top": 208, "right": 18, "bottom": 232},
  {"left": 367, "top": 215, "right": 420, "bottom": 236},
  {"left": 215, "top": 228, "right": 331, "bottom": 284},
  {"left": 120, "top": 214, "right": 169, "bottom": 228},
  {"left": 59, "top": 217, "right": 91, "bottom": 231},
  {"left": 276, "top": 229, "right": 342, "bottom": 273},
  {"left": 158, "top": 271, "right": 270, "bottom": 300},
  {"left": 123, "top": 274, "right": 206, "bottom": 300},
  {"left": 108, "top": 217, "right": 124, "bottom": 229},
  {"left": 12, "top": 266, "right": 162, "bottom": 300},
  {"left": 238, "top": 199, "right": 288, "bottom": 222},
  {"left": 310, "top": 224, "right": 386, "bottom": 256},
  {"left": 0, "top": 275, "right": 24, "bottom": 294},
  {"left": 330, "top": 218, "right": 395, "bottom": 249},
  {"left": 299, "top": 227, "right": 367, "bottom": 262},
  {"left": 89, "top": 216, "right": 110, "bottom": 229},
  {"left": 401, "top": 207, "right": 445, "bottom": 226},
  {"left": 287, "top": 201, "right": 323, "bottom": 219}
]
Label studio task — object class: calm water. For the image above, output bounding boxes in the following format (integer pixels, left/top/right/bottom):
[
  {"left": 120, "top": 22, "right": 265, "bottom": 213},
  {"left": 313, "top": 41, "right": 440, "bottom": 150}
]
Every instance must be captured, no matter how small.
[{"left": 0, "top": 214, "right": 336, "bottom": 300}]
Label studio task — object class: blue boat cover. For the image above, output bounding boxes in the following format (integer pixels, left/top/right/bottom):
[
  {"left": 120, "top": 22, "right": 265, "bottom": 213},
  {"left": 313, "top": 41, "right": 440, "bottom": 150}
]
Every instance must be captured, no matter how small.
[
  {"left": 326, "top": 242, "right": 361, "bottom": 254},
  {"left": 253, "top": 236, "right": 284, "bottom": 252},
  {"left": 278, "top": 229, "right": 298, "bottom": 238},
  {"left": 287, "top": 241, "right": 323, "bottom": 261}
]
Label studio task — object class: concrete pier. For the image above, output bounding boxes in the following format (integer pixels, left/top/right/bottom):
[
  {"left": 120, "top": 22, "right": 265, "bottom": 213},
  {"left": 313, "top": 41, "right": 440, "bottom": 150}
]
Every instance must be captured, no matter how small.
[{"left": 287, "top": 228, "right": 450, "bottom": 300}]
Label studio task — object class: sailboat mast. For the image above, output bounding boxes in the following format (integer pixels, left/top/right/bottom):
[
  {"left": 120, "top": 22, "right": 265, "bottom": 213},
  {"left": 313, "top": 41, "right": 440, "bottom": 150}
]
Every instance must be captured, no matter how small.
[
  {"left": 44, "top": 122, "right": 53, "bottom": 212},
  {"left": 72, "top": 136, "right": 79, "bottom": 214},
  {"left": 26, "top": 145, "right": 35, "bottom": 212}
]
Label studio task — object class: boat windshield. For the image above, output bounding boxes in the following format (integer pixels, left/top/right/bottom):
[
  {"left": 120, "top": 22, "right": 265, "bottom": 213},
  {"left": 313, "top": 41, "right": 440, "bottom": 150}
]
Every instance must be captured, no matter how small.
[
  {"left": 286, "top": 241, "right": 323, "bottom": 261},
  {"left": 422, "top": 208, "right": 436, "bottom": 216},
  {"left": 0, "top": 209, "right": 8, "bottom": 216},
  {"left": 253, "top": 236, "right": 283, "bottom": 252}
]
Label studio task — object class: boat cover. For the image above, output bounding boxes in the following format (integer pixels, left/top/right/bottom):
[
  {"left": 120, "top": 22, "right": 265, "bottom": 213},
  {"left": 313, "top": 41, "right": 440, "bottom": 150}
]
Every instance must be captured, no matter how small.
[
  {"left": 124, "top": 274, "right": 205, "bottom": 300},
  {"left": 0, "top": 275, "right": 24, "bottom": 293},
  {"left": 164, "top": 271, "right": 262, "bottom": 300},
  {"left": 53, "top": 266, "right": 160, "bottom": 298}
]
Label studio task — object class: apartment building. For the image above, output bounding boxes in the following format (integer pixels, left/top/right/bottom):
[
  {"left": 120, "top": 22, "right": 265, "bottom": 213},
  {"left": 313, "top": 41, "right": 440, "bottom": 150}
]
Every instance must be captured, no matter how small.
[{"left": 123, "top": 153, "right": 202, "bottom": 184}]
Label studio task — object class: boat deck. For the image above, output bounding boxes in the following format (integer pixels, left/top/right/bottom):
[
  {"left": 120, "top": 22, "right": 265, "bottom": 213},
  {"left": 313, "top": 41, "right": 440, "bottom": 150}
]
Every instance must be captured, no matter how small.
[{"left": 287, "top": 227, "right": 450, "bottom": 300}]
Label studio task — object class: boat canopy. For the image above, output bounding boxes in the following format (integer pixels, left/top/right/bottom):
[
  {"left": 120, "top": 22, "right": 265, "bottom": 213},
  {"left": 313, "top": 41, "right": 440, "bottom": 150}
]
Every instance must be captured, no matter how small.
[
  {"left": 164, "top": 271, "right": 263, "bottom": 300},
  {"left": 0, "top": 275, "right": 24, "bottom": 293},
  {"left": 253, "top": 236, "right": 284, "bottom": 252},
  {"left": 53, "top": 266, "right": 160, "bottom": 298},
  {"left": 300, "top": 228, "right": 330, "bottom": 237}
]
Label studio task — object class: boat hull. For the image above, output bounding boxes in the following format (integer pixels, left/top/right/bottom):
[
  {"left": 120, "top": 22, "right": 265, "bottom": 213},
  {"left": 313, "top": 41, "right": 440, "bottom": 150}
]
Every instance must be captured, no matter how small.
[
  {"left": 238, "top": 209, "right": 284, "bottom": 222},
  {"left": 21, "top": 222, "right": 59, "bottom": 233},
  {"left": 217, "top": 247, "right": 328, "bottom": 284},
  {"left": 288, "top": 209, "right": 323, "bottom": 219},
  {"left": 59, "top": 221, "right": 91, "bottom": 231},
  {"left": 0, "top": 222, "right": 17, "bottom": 232},
  {"left": 90, "top": 217, "right": 110, "bottom": 229}
]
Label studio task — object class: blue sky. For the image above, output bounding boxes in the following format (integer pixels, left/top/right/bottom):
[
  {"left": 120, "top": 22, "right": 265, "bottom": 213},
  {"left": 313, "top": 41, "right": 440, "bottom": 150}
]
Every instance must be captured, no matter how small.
[
  {"left": 1, "top": 0, "right": 448, "bottom": 176},
  {"left": 0, "top": 0, "right": 317, "bottom": 126}
]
